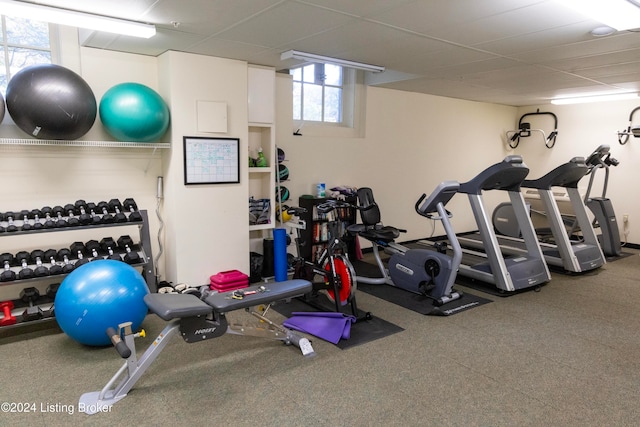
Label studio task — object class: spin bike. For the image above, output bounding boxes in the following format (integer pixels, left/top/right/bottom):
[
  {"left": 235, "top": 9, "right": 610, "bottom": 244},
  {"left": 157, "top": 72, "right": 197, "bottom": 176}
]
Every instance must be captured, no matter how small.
[
  {"left": 287, "top": 201, "right": 372, "bottom": 322},
  {"left": 347, "top": 187, "right": 462, "bottom": 306}
]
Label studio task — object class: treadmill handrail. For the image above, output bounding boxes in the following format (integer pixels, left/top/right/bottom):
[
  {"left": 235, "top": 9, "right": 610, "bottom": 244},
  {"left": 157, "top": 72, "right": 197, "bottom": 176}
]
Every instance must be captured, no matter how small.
[
  {"left": 585, "top": 144, "right": 610, "bottom": 168},
  {"left": 458, "top": 155, "right": 529, "bottom": 195},
  {"left": 521, "top": 157, "right": 588, "bottom": 190}
]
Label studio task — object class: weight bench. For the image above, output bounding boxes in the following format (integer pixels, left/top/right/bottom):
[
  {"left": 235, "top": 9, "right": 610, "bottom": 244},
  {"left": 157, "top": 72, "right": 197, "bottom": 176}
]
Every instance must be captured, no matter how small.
[{"left": 79, "top": 279, "right": 314, "bottom": 415}]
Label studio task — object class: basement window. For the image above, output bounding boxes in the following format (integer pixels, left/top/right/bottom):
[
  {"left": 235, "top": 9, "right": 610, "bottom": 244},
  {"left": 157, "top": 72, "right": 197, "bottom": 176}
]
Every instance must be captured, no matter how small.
[
  {"left": 0, "top": 15, "right": 53, "bottom": 94},
  {"left": 290, "top": 63, "right": 357, "bottom": 128}
]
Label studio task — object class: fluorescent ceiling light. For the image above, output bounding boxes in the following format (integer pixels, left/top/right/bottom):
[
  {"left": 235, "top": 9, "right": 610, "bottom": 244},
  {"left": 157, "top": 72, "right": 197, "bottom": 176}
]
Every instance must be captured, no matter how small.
[
  {"left": 0, "top": 0, "right": 156, "bottom": 38},
  {"left": 281, "top": 50, "right": 385, "bottom": 73},
  {"left": 551, "top": 92, "right": 639, "bottom": 105},
  {"left": 555, "top": 0, "right": 640, "bottom": 31}
]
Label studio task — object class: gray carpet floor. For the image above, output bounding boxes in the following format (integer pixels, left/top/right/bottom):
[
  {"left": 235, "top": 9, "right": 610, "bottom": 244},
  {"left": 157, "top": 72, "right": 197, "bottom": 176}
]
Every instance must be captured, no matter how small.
[{"left": 1, "top": 248, "right": 639, "bottom": 426}]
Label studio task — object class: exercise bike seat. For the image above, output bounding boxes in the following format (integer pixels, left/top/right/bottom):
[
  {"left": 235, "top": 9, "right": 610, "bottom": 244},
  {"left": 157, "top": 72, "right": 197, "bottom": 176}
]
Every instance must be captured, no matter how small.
[
  {"left": 145, "top": 293, "right": 213, "bottom": 321},
  {"left": 347, "top": 187, "right": 403, "bottom": 244}
]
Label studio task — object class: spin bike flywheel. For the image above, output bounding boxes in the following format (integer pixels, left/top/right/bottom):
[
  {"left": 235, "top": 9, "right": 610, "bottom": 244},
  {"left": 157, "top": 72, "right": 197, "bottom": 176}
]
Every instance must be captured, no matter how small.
[{"left": 324, "top": 254, "right": 354, "bottom": 306}]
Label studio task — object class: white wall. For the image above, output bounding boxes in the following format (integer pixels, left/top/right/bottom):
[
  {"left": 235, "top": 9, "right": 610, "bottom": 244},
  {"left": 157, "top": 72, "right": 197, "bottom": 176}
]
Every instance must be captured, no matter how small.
[
  {"left": 157, "top": 51, "right": 250, "bottom": 285},
  {"left": 512, "top": 100, "right": 640, "bottom": 245},
  {"left": 276, "top": 73, "right": 640, "bottom": 248},
  {"left": 275, "top": 73, "right": 518, "bottom": 248}
]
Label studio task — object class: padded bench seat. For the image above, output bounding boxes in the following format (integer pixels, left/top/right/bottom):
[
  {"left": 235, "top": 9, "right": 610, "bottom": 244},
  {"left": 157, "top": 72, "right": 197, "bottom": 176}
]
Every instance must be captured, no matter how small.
[
  {"left": 205, "top": 279, "right": 312, "bottom": 313},
  {"left": 145, "top": 279, "right": 312, "bottom": 321},
  {"left": 145, "top": 293, "right": 212, "bottom": 321}
]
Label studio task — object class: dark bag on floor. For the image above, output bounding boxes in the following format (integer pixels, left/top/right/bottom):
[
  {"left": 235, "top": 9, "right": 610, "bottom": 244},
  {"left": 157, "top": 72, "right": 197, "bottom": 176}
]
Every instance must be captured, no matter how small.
[{"left": 249, "top": 252, "right": 263, "bottom": 283}]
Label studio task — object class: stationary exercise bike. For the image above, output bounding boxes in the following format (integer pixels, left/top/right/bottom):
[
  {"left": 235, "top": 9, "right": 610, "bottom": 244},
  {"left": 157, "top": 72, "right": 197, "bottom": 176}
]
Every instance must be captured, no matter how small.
[
  {"left": 288, "top": 201, "right": 372, "bottom": 321},
  {"left": 347, "top": 187, "right": 462, "bottom": 306}
]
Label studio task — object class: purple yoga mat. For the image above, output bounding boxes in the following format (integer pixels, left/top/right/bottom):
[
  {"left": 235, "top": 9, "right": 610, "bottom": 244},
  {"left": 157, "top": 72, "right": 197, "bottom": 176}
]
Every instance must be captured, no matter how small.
[{"left": 283, "top": 312, "right": 357, "bottom": 344}]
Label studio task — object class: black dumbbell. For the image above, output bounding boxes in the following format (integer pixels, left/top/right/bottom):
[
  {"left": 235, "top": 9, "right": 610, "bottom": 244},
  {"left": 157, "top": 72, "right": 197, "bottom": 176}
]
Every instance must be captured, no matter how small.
[
  {"left": 0, "top": 253, "right": 15, "bottom": 282},
  {"left": 123, "top": 198, "right": 142, "bottom": 222},
  {"left": 44, "top": 249, "right": 63, "bottom": 275},
  {"left": 87, "top": 202, "right": 103, "bottom": 224},
  {"left": 30, "top": 250, "right": 50, "bottom": 277},
  {"left": 85, "top": 240, "right": 103, "bottom": 261},
  {"left": 117, "top": 235, "right": 140, "bottom": 264},
  {"left": 30, "top": 209, "right": 44, "bottom": 230},
  {"left": 40, "top": 207, "right": 57, "bottom": 228},
  {"left": 56, "top": 249, "right": 75, "bottom": 274},
  {"left": 63, "top": 204, "right": 80, "bottom": 227},
  {"left": 14, "top": 251, "right": 33, "bottom": 279},
  {"left": 75, "top": 200, "right": 93, "bottom": 225},
  {"left": 2, "top": 212, "right": 19, "bottom": 232},
  {"left": 51, "top": 206, "right": 68, "bottom": 227},
  {"left": 100, "top": 237, "right": 123, "bottom": 261},
  {"left": 19, "top": 210, "right": 33, "bottom": 231},
  {"left": 20, "top": 287, "right": 43, "bottom": 321},
  {"left": 107, "top": 199, "right": 128, "bottom": 223},
  {"left": 46, "top": 283, "right": 60, "bottom": 299},
  {"left": 70, "top": 242, "right": 90, "bottom": 268},
  {"left": 82, "top": 201, "right": 103, "bottom": 225},
  {"left": 97, "top": 201, "right": 115, "bottom": 223}
]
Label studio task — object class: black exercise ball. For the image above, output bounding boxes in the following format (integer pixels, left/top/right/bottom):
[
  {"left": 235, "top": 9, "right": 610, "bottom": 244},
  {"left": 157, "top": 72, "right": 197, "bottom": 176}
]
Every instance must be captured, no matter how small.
[
  {"left": 0, "top": 92, "right": 5, "bottom": 124},
  {"left": 6, "top": 64, "right": 97, "bottom": 140}
]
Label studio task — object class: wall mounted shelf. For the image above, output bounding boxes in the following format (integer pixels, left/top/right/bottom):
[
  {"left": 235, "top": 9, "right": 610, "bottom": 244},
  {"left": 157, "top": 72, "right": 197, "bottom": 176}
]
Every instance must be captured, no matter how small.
[
  {"left": 0, "top": 138, "right": 171, "bottom": 172},
  {"left": 0, "top": 138, "right": 170, "bottom": 149}
]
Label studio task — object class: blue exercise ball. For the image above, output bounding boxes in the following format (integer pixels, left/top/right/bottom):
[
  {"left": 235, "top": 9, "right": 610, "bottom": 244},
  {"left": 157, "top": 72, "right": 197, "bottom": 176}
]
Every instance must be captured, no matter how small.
[
  {"left": 55, "top": 260, "right": 149, "bottom": 346},
  {"left": 99, "top": 82, "right": 170, "bottom": 142},
  {"left": 5, "top": 64, "right": 97, "bottom": 140}
]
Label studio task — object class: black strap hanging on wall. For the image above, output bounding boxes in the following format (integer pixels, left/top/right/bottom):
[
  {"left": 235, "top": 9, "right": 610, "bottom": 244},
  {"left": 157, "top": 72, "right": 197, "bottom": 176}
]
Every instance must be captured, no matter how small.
[
  {"left": 617, "top": 106, "right": 640, "bottom": 145},
  {"left": 506, "top": 109, "right": 558, "bottom": 149}
]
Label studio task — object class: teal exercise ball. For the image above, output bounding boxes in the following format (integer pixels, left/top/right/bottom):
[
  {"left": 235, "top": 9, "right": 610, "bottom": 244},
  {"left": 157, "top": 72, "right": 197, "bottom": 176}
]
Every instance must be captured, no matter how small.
[
  {"left": 55, "top": 260, "right": 149, "bottom": 346},
  {"left": 99, "top": 82, "right": 170, "bottom": 142}
]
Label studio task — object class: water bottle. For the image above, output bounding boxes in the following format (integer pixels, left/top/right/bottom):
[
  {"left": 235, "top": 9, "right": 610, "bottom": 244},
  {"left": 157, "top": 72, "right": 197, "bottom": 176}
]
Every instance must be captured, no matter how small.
[{"left": 255, "top": 147, "right": 267, "bottom": 167}]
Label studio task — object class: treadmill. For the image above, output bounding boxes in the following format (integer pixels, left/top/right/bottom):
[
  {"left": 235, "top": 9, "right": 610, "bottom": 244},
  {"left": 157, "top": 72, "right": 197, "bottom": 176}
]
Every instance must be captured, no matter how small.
[
  {"left": 471, "top": 157, "right": 605, "bottom": 272},
  {"left": 452, "top": 155, "right": 551, "bottom": 292},
  {"left": 583, "top": 145, "right": 622, "bottom": 257}
]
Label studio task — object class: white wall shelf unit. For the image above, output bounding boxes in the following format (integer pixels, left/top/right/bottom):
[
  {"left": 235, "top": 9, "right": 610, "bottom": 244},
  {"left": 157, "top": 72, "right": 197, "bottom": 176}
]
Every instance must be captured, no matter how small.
[{"left": 248, "top": 66, "right": 276, "bottom": 235}]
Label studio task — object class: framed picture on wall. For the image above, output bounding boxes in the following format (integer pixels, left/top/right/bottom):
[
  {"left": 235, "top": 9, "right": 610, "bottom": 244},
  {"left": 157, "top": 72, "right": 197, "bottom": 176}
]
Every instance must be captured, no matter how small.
[{"left": 183, "top": 136, "right": 240, "bottom": 185}]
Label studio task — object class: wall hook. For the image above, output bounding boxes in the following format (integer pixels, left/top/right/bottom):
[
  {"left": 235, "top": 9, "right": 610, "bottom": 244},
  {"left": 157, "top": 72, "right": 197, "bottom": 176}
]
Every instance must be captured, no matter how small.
[
  {"left": 616, "top": 106, "right": 640, "bottom": 145},
  {"left": 506, "top": 109, "right": 558, "bottom": 149}
]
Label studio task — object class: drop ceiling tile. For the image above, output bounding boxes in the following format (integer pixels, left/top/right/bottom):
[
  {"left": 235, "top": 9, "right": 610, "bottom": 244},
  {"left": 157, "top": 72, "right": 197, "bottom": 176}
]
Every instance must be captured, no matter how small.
[
  {"left": 413, "top": 2, "right": 589, "bottom": 46},
  {"left": 510, "top": 33, "right": 640, "bottom": 63},
  {"left": 542, "top": 45, "right": 640, "bottom": 72},
  {"left": 409, "top": 46, "right": 499, "bottom": 72},
  {"left": 215, "top": 1, "right": 353, "bottom": 48},
  {"left": 474, "top": 21, "right": 598, "bottom": 56},
  {"left": 276, "top": 20, "right": 415, "bottom": 61},
  {"left": 423, "top": 57, "right": 525, "bottom": 79},
  {"left": 368, "top": 0, "right": 549, "bottom": 34},
  {"left": 146, "top": 0, "right": 284, "bottom": 35},
  {"left": 293, "top": 0, "right": 415, "bottom": 17}
]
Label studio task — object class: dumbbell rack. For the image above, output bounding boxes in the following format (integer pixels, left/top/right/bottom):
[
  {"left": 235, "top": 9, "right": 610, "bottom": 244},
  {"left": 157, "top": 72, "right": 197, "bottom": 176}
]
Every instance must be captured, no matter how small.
[{"left": 0, "top": 207, "right": 155, "bottom": 332}]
